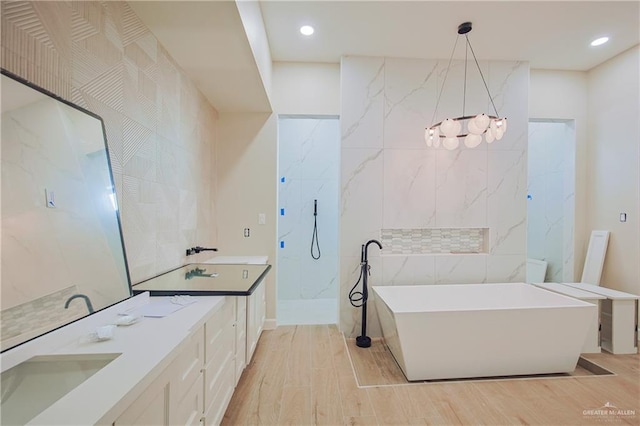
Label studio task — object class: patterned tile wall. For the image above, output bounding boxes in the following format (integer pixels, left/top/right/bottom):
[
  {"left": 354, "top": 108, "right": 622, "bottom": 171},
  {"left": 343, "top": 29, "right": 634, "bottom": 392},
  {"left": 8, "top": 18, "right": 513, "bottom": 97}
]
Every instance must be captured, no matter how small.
[
  {"left": 1, "top": 1, "right": 218, "bottom": 284},
  {"left": 381, "top": 228, "right": 487, "bottom": 254}
]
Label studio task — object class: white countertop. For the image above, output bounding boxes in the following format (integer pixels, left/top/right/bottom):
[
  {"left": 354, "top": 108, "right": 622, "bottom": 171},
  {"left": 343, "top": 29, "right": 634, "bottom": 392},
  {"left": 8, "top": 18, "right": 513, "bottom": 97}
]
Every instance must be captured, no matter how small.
[
  {"left": 1, "top": 292, "right": 226, "bottom": 426},
  {"left": 202, "top": 255, "right": 268, "bottom": 265},
  {"left": 561, "top": 282, "right": 640, "bottom": 300},
  {"left": 532, "top": 282, "right": 607, "bottom": 300}
]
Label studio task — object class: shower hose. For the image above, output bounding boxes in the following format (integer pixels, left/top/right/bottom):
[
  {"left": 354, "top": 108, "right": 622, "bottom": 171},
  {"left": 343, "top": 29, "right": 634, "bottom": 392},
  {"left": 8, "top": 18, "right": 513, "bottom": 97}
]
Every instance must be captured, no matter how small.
[
  {"left": 311, "top": 199, "right": 321, "bottom": 260},
  {"left": 348, "top": 263, "right": 368, "bottom": 307}
]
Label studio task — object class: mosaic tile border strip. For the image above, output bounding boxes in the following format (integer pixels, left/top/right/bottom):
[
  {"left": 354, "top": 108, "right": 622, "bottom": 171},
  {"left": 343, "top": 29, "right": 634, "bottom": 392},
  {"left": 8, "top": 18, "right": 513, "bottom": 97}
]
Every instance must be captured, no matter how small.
[
  {"left": 1, "top": 285, "right": 85, "bottom": 341},
  {"left": 381, "top": 228, "right": 487, "bottom": 254}
]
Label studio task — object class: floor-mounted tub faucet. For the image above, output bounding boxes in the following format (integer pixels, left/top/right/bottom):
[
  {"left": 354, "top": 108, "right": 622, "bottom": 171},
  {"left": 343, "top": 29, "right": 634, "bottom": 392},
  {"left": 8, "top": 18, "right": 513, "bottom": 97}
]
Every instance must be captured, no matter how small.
[
  {"left": 64, "top": 294, "right": 95, "bottom": 314},
  {"left": 350, "top": 239, "right": 383, "bottom": 348},
  {"left": 364, "top": 239, "right": 382, "bottom": 262}
]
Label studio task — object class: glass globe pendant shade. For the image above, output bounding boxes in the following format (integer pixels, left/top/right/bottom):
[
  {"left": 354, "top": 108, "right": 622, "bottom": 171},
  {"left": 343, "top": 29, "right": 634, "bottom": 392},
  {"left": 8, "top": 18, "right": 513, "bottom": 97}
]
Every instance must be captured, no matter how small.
[
  {"left": 485, "top": 130, "right": 495, "bottom": 144},
  {"left": 468, "top": 114, "right": 490, "bottom": 135},
  {"left": 474, "top": 113, "right": 490, "bottom": 129},
  {"left": 467, "top": 119, "right": 483, "bottom": 135},
  {"left": 425, "top": 129, "right": 432, "bottom": 147},
  {"left": 443, "top": 137, "right": 459, "bottom": 150},
  {"left": 440, "top": 118, "right": 461, "bottom": 137},
  {"left": 497, "top": 117, "right": 507, "bottom": 133},
  {"left": 464, "top": 134, "right": 482, "bottom": 148},
  {"left": 489, "top": 119, "right": 505, "bottom": 141},
  {"left": 425, "top": 127, "right": 440, "bottom": 147}
]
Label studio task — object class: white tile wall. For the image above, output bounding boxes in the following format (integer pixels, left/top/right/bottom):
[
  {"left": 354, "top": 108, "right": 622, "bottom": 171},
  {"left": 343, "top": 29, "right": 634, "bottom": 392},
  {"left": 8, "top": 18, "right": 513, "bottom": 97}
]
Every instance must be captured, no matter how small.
[
  {"left": 527, "top": 121, "right": 575, "bottom": 282},
  {"left": 277, "top": 117, "right": 340, "bottom": 303},
  {"left": 340, "top": 56, "right": 529, "bottom": 336}
]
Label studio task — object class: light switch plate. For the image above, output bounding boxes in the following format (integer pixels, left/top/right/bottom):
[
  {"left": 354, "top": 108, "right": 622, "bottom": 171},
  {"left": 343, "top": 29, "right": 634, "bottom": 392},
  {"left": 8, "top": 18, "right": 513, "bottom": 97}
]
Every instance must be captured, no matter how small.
[
  {"left": 620, "top": 213, "right": 627, "bottom": 222},
  {"left": 45, "top": 188, "right": 56, "bottom": 208},
  {"left": 258, "top": 213, "right": 266, "bottom": 225}
]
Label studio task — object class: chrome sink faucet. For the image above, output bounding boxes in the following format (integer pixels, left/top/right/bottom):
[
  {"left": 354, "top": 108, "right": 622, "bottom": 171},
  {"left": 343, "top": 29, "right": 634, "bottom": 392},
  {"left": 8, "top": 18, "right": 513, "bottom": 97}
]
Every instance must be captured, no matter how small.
[{"left": 64, "top": 294, "right": 95, "bottom": 314}]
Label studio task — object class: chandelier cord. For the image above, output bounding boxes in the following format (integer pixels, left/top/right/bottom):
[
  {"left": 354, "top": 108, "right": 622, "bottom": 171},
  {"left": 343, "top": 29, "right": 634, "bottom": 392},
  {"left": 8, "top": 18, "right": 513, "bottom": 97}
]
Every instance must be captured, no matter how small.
[
  {"left": 465, "top": 34, "right": 500, "bottom": 118},
  {"left": 430, "top": 35, "right": 460, "bottom": 128},
  {"left": 463, "top": 36, "right": 468, "bottom": 117}
]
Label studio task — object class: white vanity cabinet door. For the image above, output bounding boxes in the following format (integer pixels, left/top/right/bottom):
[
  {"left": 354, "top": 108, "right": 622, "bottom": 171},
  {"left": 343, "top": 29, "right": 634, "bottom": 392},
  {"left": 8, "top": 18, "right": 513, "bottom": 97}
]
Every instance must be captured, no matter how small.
[
  {"left": 203, "top": 297, "right": 235, "bottom": 426},
  {"left": 234, "top": 297, "right": 247, "bottom": 385},
  {"left": 113, "top": 368, "right": 171, "bottom": 425},
  {"left": 115, "top": 326, "right": 206, "bottom": 426},
  {"left": 172, "top": 374, "right": 204, "bottom": 426},
  {"left": 173, "top": 326, "right": 205, "bottom": 401},
  {"left": 246, "top": 279, "right": 265, "bottom": 363}
]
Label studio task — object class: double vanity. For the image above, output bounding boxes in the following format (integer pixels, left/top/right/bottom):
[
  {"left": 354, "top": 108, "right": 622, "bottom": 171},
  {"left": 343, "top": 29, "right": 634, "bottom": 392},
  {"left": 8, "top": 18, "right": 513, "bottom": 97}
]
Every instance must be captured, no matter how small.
[{"left": 1, "top": 260, "right": 270, "bottom": 426}]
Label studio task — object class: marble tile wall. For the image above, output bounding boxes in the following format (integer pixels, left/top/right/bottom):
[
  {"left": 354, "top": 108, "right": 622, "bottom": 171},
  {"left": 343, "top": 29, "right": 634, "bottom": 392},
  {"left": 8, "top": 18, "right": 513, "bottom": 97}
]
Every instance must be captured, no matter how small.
[
  {"left": 1, "top": 1, "right": 218, "bottom": 284},
  {"left": 527, "top": 120, "right": 575, "bottom": 282},
  {"left": 340, "top": 56, "right": 529, "bottom": 337},
  {"left": 278, "top": 117, "right": 339, "bottom": 301}
]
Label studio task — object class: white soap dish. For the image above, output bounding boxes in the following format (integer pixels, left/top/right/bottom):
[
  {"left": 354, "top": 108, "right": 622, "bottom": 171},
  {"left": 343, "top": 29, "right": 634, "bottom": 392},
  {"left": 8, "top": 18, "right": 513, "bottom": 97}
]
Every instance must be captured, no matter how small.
[{"left": 114, "top": 315, "right": 141, "bottom": 326}]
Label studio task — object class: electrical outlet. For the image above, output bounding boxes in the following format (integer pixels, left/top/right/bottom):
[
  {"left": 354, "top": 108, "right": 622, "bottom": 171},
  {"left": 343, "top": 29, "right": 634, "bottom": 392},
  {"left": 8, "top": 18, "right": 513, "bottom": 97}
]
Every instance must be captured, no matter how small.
[
  {"left": 244, "top": 228, "right": 250, "bottom": 237},
  {"left": 186, "top": 248, "right": 195, "bottom": 256}
]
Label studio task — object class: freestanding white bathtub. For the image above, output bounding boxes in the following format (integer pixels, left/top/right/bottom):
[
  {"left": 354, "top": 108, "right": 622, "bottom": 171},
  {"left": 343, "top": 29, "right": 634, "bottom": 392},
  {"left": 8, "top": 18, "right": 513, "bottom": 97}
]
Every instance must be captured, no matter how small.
[{"left": 372, "top": 283, "right": 596, "bottom": 381}]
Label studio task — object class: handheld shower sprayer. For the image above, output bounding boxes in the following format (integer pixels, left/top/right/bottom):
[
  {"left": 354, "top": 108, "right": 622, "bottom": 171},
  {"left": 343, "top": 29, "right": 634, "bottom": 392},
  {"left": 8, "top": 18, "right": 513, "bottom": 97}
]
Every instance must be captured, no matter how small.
[
  {"left": 311, "top": 199, "right": 321, "bottom": 260},
  {"left": 349, "top": 239, "right": 382, "bottom": 348}
]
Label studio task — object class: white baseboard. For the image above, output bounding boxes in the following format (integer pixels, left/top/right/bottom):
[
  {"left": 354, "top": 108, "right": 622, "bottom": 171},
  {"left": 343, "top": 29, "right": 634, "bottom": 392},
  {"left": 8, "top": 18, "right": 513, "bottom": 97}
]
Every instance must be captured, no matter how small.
[{"left": 264, "top": 318, "right": 277, "bottom": 330}]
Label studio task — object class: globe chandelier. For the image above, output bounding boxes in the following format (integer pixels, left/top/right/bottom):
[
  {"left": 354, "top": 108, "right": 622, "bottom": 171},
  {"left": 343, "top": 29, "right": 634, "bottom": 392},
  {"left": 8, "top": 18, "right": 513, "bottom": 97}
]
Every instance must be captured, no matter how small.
[{"left": 425, "top": 22, "right": 507, "bottom": 150}]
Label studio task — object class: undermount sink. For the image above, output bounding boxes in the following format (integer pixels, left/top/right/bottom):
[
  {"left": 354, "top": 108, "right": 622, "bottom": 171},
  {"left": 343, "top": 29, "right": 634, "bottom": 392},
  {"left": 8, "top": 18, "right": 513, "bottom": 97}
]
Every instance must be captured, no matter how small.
[{"left": 1, "top": 353, "right": 121, "bottom": 425}]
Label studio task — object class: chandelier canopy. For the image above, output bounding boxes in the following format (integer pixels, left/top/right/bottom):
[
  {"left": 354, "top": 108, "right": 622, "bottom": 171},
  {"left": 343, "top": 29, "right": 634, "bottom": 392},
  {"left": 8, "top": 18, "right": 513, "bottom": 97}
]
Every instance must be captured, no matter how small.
[{"left": 426, "top": 22, "right": 507, "bottom": 150}]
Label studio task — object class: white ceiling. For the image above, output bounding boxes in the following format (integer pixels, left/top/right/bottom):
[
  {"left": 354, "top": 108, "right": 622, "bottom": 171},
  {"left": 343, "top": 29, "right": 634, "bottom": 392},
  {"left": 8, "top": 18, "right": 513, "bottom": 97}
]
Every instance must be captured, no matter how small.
[
  {"left": 261, "top": 1, "right": 640, "bottom": 71},
  {"left": 131, "top": 1, "right": 639, "bottom": 112}
]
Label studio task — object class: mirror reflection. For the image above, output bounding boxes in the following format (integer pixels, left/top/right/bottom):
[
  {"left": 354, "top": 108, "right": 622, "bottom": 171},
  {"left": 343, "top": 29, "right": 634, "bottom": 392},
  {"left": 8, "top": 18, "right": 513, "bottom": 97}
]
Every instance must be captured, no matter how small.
[{"left": 1, "top": 70, "right": 131, "bottom": 351}]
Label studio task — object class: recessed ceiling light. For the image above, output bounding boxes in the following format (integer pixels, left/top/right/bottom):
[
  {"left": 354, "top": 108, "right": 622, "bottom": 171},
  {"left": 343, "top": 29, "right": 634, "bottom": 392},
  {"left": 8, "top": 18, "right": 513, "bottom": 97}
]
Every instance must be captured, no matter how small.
[
  {"left": 300, "top": 25, "right": 314, "bottom": 36},
  {"left": 590, "top": 36, "right": 609, "bottom": 47}
]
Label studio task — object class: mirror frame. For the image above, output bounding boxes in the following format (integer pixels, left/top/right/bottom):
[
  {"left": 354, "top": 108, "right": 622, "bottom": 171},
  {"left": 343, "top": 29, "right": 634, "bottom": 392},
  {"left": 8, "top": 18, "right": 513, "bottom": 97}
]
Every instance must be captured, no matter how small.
[{"left": 1, "top": 68, "right": 133, "bottom": 352}]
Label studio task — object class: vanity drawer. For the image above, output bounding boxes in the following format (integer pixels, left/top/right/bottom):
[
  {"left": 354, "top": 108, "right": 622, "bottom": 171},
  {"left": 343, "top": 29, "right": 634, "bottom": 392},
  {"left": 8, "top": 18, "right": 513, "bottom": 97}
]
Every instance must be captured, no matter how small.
[
  {"left": 173, "top": 373, "right": 204, "bottom": 426},
  {"left": 205, "top": 298, "right": 234, "bottom": 364},
  {"left": 205, "top": 319, "right": 234, "bottom": 384},
  {"left": 174, "top": 325, "right": 205, "bottom": 401},
  {"left": 203, "top": 354, "right": 235, "bottom": 426}
]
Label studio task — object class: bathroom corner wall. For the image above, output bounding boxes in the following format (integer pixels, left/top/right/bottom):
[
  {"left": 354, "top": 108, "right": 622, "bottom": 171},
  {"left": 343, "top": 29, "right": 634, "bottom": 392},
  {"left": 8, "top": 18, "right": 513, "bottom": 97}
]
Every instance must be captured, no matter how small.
[
  {"left": 216, "top": 112, "right": 277, "bottom": 323},
  {"left": 586, "top": 46, "right": 640, "bottom": 299},
  {"left": 1, "top": 1, "right": 218, "bottom": 283},
  {"left": 340, "top": 56, "right": 529, "bottom": 337},
  {"left": 529, "top": 70, "right": 588, "bottom": 281}
]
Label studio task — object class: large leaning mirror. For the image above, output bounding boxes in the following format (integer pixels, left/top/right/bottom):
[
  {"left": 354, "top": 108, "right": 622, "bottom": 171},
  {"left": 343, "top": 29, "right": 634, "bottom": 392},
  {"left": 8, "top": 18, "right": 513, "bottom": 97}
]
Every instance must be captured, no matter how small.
[{"left": 1, "top": 70, "right": 132, "bottom": 352}]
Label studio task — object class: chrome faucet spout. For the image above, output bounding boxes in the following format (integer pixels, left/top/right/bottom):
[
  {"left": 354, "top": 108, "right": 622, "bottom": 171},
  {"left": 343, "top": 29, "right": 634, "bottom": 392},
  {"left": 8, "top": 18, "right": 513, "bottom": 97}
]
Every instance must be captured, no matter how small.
[{"left": 64, "top": 294, "right": 95, "bottom": 314}]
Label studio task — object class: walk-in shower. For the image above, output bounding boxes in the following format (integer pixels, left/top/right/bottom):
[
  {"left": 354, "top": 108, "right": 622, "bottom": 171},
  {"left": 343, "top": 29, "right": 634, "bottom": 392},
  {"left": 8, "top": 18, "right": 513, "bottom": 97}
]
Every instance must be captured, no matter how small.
[{"left": 277, "top": 116, "right": 340, "bottom": 325}]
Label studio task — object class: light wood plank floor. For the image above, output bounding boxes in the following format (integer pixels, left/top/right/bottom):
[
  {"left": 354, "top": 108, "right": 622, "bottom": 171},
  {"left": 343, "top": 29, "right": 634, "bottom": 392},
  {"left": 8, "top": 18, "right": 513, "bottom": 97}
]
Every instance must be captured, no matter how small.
[
  {"left": 347, "top": 337, "right": 611, "bottom": 387},
  {"left": 222, "top": 325, "right": 639, "bottom": 425}
]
